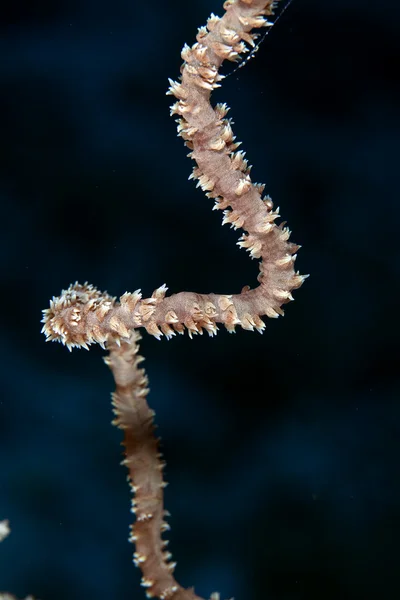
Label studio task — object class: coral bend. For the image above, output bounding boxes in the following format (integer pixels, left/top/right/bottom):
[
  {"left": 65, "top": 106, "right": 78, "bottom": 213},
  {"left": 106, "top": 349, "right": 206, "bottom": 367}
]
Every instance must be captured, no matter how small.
[{"left": 42, "top": 0, "right": 307, "bottom": 351}]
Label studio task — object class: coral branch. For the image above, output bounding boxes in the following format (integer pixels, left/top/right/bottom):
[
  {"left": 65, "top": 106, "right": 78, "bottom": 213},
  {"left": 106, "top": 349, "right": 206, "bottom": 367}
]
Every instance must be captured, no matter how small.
[
  {"left": 38, "top": 2, "right": 308, "bottom": 600},
  {"left": 41, "top": 0, "right": 307, "bottom": 352},
  {"left": 107, "top": 331, "right": 207, "bottom": 600}
]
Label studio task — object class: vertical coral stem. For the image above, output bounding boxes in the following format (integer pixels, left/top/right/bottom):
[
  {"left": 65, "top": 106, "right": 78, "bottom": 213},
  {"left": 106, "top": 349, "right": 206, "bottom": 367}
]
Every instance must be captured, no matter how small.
[{"left": 107, "top": 332, "right": 207, "bottom": 600}]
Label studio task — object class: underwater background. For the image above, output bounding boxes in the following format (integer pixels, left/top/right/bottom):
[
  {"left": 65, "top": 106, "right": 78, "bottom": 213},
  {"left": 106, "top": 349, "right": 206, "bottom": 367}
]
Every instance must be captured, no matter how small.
[{"left": 1, "top": 0, "right": 399, "bottom": 599}]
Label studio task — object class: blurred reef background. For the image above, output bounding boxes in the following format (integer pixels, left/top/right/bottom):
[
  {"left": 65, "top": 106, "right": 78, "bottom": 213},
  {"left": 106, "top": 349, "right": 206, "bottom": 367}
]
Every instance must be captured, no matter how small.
[{"left": 0, "top": 1, "right": 399, "bottom": 599}]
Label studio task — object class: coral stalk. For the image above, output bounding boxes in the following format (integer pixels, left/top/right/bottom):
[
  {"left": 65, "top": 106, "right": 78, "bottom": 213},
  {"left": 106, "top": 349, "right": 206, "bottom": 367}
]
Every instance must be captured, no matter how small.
[{"left": 39, "top": 1, "right": 308, "bottom": 599}]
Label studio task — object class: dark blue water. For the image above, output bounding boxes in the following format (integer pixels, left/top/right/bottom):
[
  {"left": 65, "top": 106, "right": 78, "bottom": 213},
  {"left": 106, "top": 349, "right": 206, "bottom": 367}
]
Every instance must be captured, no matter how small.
[{"left": 1, "top": 1, "right": 399, "bottom": 599}]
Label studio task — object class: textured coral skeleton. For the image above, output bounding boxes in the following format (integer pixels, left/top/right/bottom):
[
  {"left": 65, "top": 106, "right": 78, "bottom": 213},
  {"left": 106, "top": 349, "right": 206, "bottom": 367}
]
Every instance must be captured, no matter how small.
[{"left": 3, "top": 1, "right": 307, "bottom": 599}]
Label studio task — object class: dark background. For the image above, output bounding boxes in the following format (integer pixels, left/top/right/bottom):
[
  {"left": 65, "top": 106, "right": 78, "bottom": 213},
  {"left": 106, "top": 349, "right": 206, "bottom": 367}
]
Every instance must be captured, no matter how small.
[{"left": 1, "top": 0, "right": 399, "bottom": 599}]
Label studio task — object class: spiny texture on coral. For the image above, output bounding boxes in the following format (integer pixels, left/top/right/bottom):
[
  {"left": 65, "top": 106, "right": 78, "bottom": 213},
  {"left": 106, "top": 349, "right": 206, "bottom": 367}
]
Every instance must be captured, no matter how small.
[
  {"left": 41, "top": 0, "right": 306, "bottom": 352},
  {"left": 38, "top": 2, "right": 307, "bottom": 600},
  {"left": 106, "top": 331, "right": 199, "bottom": 600}
]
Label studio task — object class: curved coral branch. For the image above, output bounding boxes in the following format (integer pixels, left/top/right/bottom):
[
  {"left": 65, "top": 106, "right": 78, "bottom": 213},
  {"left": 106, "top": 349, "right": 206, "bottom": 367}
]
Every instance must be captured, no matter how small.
[
  {"left": 41, "top": 0, "right": 307, "bottom": 351},
  {"left": 39, "top": 2, "right": 308, "bottom": 600}
]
